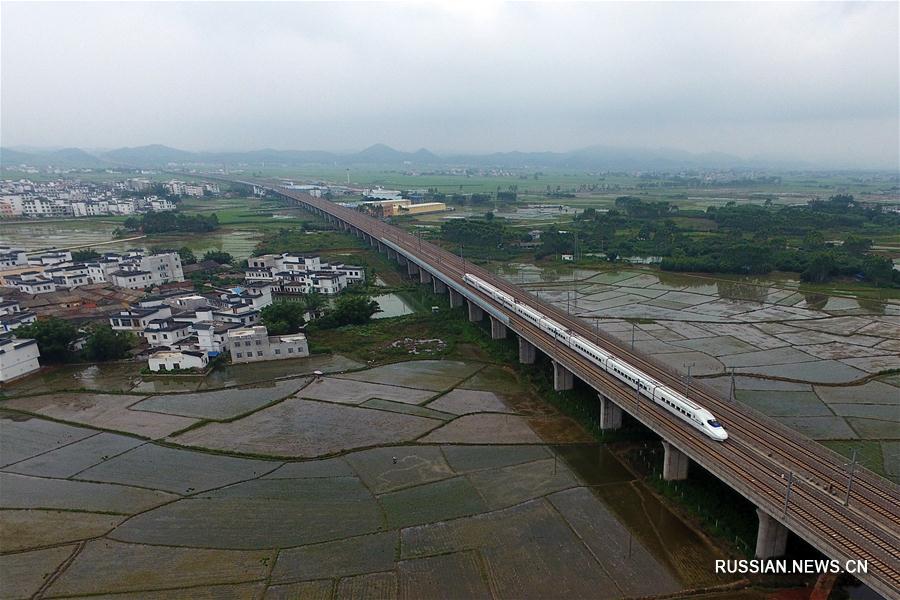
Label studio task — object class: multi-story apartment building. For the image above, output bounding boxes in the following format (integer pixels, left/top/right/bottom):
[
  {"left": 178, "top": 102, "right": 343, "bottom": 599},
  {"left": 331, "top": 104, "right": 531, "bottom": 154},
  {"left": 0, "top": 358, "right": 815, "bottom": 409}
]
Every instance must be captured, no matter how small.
[
  {"left": 109, "top": 304, "right": 173, "bottom": 331},
  {"left": 243, "top": 254, "right": 363, "bottom": 295},
  {"left": 5, "top": 272, "right": 57, "bottom": 295},
  {"left": 142, "top": 319, "right": 194, "bottom": 347},
  {"left": 45, "top": 264, "right": 91, "bottom": 288},
  {"left": 108, "top": 252, "right": 184, "bottom": 289},
  {"left": 21, "top": 197, "right": 74, "bottom": 218},
  {"left": 226, "top": 326, "right": 308, "bottom": 363}
]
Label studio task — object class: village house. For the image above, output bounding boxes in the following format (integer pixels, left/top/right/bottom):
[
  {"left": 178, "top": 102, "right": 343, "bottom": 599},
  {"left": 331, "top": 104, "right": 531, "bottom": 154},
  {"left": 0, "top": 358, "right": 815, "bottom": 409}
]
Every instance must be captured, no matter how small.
[
  {"left": 226, "top": 325, "right": 309, "bottom": 363},
  {"left": 0, "top": 334, "right": 41, "bottom": 383},
  {"left": 148, "top": 349, "right": 209, "bottom": 372}
]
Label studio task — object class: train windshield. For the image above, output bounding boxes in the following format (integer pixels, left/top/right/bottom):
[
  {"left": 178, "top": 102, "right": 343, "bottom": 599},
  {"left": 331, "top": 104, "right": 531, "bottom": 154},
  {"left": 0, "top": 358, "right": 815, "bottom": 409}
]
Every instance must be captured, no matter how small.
[{"left": 707, "top": 419, "right": 723, "bottom": 428}]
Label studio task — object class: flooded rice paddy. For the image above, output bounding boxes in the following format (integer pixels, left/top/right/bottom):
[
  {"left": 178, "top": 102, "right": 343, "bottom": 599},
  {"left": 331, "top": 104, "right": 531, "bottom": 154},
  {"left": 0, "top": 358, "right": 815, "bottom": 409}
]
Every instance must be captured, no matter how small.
[
  {"left": 1, "top": 357, "right": 736, "bottom": 598},
  {"left": 0, "top": 220, "right": 264, "bottom": 259},
  {"left": 490, "top": 263, "right": 900, "bottom": 483}
]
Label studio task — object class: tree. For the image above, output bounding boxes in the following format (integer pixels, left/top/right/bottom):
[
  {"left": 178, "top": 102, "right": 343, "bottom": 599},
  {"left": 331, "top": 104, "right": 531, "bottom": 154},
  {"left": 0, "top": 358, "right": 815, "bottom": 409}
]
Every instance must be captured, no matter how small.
[
  {"left": 14, "top": 317, "right": 79, "bottom": 363},
  {"left": 484, "top": 211, "right": 494, "bottom": 221},
  {"left": 202, "top": 250, "right": 233, "bottom": 264},
  {"left": 843, "top": 235, "right": 872, "bottom": 255},
  {"left": 303, "top": 292, "right": 326, "bottom": 316},
  {"left": 72, "top": 249, "right": 100, "bottom": 262},
  {"left": 802, "top": 230, "right": 825, "bottom": 251},
  {"left": 260, "top": 301, "right": 307, "bottom": 335},
  {"left": 83, "top": 325, "right": 133, "bottom": 361},
  {"left": 179, "top": 247, "right": 197, "bottom": 265},
  {"left": 316, "top": 296, "right": 380, "bottom": 329},
  {"left": 861, "top": 255, "right": 894, "bottom": 286},
  {"left": 801, "top": 253, "right": 835, "bottom": 283}
]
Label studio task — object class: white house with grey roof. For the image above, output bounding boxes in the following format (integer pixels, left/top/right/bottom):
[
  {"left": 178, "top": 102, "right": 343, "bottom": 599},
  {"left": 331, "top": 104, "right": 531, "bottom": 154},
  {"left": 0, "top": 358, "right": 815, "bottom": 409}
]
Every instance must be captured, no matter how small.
[{"left": 0, "top": 334, "right": 41, "bottom": 382}]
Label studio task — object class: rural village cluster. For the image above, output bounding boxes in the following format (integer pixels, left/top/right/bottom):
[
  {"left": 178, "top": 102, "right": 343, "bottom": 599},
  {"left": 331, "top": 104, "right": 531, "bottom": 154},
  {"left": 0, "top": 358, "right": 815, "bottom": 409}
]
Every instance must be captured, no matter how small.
[{"left": 0, "top": 177, "right": 389, "bottom": 382}]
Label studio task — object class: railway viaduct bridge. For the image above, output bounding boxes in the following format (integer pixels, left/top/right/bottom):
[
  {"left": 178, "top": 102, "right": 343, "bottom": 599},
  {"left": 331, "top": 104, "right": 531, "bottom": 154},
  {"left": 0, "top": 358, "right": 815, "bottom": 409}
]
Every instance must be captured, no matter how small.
[{"left": 243, "top": 182, "right": 899, "bottom": 598}]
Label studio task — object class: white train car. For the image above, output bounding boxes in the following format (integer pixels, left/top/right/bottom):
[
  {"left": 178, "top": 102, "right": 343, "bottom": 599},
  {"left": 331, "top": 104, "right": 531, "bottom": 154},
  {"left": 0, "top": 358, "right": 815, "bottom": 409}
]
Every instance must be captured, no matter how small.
[{"left": 463, "top": 273, "right": 728, "bottom": 441}]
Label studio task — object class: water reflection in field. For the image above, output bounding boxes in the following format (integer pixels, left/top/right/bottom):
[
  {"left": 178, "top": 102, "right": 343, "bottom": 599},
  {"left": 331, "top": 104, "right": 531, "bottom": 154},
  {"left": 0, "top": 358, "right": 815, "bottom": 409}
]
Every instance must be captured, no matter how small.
[{"left": 0, "top": 221, "right": 263, "bottom": 259}]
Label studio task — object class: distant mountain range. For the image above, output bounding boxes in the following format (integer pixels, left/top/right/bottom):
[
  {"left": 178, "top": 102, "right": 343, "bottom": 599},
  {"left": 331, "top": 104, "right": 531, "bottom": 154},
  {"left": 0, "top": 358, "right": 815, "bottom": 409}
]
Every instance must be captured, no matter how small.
[{"left": 1, "top": 142, "right": 811, "bottom": 171}]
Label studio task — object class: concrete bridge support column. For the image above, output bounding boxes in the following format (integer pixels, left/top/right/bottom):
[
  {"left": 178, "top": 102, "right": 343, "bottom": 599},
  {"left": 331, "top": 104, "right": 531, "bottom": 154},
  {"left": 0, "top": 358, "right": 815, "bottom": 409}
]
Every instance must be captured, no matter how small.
[
  {"left": 433, "top": 279, "right": 447, "bottom": 294},
  {"left": 377, "top": 241, "right": 384, "bottom": 252},
  {"left": 398, "top": 255, "right": 408, "bottom": 266},
  {"left": 518, "top": 337, "right": 536, "bottom": 364},
  {"left": 449, "top": 288, "right": 464, "bottom": 308},
  {"left": 407, "top": 262, "right": 419, "bottom": 277},
  {"left": 490, "top": 316, "right": 507, "bottom": 340},
  {"left": 419, "top": 270, "right": 432, "bottom": 285},
  {"left": 468, "top": 302, "right": 484, "bottom": 323},
  {"left": 598, "top": 394, "right": 623, "bottom": 430},
  {"left": 755, "top": 509, "right": 788, "bottom": 559},
  {"left": 661, "top": 441, "right": 689, "bottom": 480},
  {"left": 553, "top": 361, "right": 574, "bottom": 391}
]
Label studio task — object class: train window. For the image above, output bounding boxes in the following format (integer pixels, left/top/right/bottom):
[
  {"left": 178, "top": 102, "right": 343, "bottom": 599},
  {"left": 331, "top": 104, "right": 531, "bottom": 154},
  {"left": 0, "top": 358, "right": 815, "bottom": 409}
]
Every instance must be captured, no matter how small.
[{"left": 707, "top": 420, "right": 723, "bottom": 428}]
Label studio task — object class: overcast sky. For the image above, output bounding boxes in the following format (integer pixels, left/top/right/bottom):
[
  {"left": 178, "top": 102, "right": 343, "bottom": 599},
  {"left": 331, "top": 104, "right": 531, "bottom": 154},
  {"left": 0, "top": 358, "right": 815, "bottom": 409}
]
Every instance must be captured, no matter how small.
[{"left": 2, "top": 2, "right": 898, "bottom": 168}]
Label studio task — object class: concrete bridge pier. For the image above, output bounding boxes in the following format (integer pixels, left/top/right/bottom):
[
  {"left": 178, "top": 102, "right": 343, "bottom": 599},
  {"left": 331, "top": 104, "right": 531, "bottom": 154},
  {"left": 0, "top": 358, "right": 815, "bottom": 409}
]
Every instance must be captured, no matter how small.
[
  {"left": 661, "top": 441, "right": 689, "bottom": 480},
  {"left": 518, "top": 337, "right": 536, "bottom": 364},
  {"left": 398, "top": 255, "right": 408, "bottom": 266},
  {"left": 468, "top": 302, "right": 484, "bottom": 322},
  {"left": 433, "top": 278, "right": 447, "bottom": 294},
  {"left": 553, "top": 361, "right": 574, "bottom": 391},
  {"left": 755, "top": 508, "right": 789, "bottom": 559},
  {"left": 598, "top": 394, "right": 623, "bottom": 430},
  {"left": 376, "top": 241, "right": 384, "bottom": 252},
  {"left": 419, "top": 270, "right": 432, "bottom": 284},
  {"left": 490, "top": 316, "right": 507, "bottom": 340},
  {"left": 449, "top": 288, "right": 464, "bottom": 308}
]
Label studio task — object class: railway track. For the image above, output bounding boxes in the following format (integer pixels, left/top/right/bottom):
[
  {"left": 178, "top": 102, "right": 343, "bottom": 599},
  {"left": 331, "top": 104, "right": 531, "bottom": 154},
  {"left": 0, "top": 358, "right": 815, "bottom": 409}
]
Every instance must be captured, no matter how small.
[{"left": 271, "top": 186, "right": 900, "bottom": 597}]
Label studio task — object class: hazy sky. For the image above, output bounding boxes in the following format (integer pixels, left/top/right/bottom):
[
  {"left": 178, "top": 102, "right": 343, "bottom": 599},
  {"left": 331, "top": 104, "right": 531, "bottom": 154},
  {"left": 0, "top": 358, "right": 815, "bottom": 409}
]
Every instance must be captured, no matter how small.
[{"left": 2, "top": 2, "right": 898, "bottom": 168}]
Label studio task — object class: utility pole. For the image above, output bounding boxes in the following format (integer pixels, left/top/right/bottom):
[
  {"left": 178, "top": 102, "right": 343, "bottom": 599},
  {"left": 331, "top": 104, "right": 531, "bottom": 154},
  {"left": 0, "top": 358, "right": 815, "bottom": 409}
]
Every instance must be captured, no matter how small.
[
  {"left": 683, "top": 362, "right": 695, "bottom": 398},
  {"left": 783, "top": 471, "right": 794, "bottom": 518},
  {"left": 631, "top": 322, "right": 636, "bottom": 350},
  {"left": 844, "top": 448, "right": 858, "bottom": 507},
  {"left": 635, "top": 383, "right": 641, "bottom": 416},
  {"left": 729, "top": 367, "right": 736, "bottom": 402}
]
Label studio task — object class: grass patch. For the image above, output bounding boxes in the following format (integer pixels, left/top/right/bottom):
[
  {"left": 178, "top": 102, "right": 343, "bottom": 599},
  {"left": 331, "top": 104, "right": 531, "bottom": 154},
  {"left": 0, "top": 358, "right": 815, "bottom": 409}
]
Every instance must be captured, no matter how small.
[{"left": 820, "top": 440, "right": 886, "bottom": 477}]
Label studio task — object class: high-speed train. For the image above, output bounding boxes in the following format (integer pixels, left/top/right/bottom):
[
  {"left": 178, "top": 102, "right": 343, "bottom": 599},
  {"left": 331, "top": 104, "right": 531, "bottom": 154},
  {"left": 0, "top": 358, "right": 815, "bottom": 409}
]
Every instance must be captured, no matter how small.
[{"left": 464, "top": 273, "right": 728, "bottom": 441}]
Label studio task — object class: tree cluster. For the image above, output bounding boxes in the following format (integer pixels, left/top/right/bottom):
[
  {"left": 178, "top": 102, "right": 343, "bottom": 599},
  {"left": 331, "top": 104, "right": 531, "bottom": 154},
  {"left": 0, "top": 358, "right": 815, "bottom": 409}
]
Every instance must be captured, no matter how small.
[
  {"left": 123, "top": 212, "right": 219, "bottom": 234},
  {"left": 556, "top": 195, "right": 899, "bottom": 287},
  {"left": 312, "top": 296, "right": 380, "bottom": 329},
  {"left": 260, "top": 301, "right": 307, "bottom": 335},
  {"left": 14, "top": 319, "right": 134, "bottom": 364}
]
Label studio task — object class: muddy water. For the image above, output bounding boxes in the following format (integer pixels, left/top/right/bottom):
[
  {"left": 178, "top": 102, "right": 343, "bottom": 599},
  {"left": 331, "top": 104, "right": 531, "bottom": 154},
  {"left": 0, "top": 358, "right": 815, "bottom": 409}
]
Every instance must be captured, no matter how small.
[
  {"left": 553, "top": 443, "right": 729, "bottom": 588},
  {"left": 371, "top": 293, "right": 415, "bottom": 319},
  {"left": 0, "top": 221, "right": 262, "bottom": 259}
]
